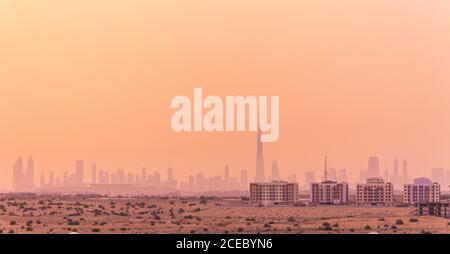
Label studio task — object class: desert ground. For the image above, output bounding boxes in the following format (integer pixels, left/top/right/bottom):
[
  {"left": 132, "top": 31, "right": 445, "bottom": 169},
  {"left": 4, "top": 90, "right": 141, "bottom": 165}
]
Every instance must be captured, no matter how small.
[{"left": 0, "top": 194, "right": 449, "bottom": 234}]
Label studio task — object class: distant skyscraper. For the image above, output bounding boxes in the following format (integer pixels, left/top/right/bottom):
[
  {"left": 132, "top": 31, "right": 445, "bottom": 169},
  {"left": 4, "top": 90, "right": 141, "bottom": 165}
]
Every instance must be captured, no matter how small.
[
  {"left": 393, "top": 158, "right": 399, "bottom": 185},
  {"left": 196, "top": 173, "right": 204, "bottom": 191},
  {"left": 271, "top": 160, "right": 280, "bottom": 181},
  {"left": 40, "top": 173, "right": 45, "bottom": 188},
  {"left": 367, "top": 156, "right": 380, "bottom": 178},
  {"left": 49, "top": 171, "right": 55, "bottom": 187},
  {"left": 141, "top": 168, "right": 147, "bottom": 184},
  {"left": 338, "top": 169, "right": 347, "bottom": 182},
  {"left": 240, "top": 170, "right": 248, "bottom": 190},
  {"left": 432, "top": 168, "right": 445, "bottom": 184},
  {"left": 188, "top": 175, "right": 195, "bottom": 190},
  {"left": 104, "top": 171, "right": 110, "bottom": 184},
  {"left": 12, "top": 156, "right": 35, "bottom": 191},
  {"left": 63, "top": 171, "right": 68, "bottom": 185},
  {"left": 127, "top": 173, "right": 135, "bottom": 184},
  {"left": 402, "top": 160, "right": 409, "bottom": 183},
  {"left": 91, "top": 164, "right": 97, "bottom": 184},
  {"left": 305, "top": 171, "right": 315, "bottom": 188},
  {"left": 75, "top": 160, "right": 84, "bottom": 185},
  {"left": 26, "top": 157, "right": 34, "bottom": 189},
  {"left": 168, "top": 167, "right": 173, "bottom": 182},
  {"left": 153, "top": 171, "right": 161, "bottom": 186},
  {"left": 255, "top": 129, "right": 265, "bottom": 182},
  {"left": 166, "top": 167, "right": 177, "bottom": 189},
  {"left": 12, "top": 157, "right": 23, "bottom": 191},
  {"left": 224, "top": 165, "right": 230, "bottom": 183}
]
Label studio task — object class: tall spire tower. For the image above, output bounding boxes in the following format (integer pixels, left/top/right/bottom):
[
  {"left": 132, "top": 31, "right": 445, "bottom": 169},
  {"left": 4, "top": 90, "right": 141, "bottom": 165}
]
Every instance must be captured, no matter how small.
[
  {"left": 324, "top": 156, "right": 328, "bottom": 181},
  {"left": 255, "top": 129, "right": 265, "bottom": 182}
]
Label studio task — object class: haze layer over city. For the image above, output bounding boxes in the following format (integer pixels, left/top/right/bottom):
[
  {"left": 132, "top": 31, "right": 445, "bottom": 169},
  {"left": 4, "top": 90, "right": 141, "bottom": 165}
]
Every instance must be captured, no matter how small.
[{"left": 1, "top": 1, "right": 450, "bottom": 190}]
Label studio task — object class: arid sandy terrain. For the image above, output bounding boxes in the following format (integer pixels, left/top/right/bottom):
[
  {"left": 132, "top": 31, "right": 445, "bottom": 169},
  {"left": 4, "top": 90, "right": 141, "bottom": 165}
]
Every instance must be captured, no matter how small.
[{"left": 0, "top": 194, "right": 449, "bottom": 234}]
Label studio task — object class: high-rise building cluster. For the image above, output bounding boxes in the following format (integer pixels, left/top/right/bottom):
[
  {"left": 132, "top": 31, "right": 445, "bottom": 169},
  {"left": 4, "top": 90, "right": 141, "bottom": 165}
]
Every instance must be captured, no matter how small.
[
  {"left": 360, "top": 157, "right": 413, "bottom": 189},
  {"left": 178, "top": 166, "right": 249, "bottom": 192},
  {"left": 40, "top": 160, "right": 85, "bottom": 188},
  {"left": 7, "top": 131, "right": 450, "bottom": 199},
  {"left": 12, "top": 156, "right": 35, "bottom": 191}
]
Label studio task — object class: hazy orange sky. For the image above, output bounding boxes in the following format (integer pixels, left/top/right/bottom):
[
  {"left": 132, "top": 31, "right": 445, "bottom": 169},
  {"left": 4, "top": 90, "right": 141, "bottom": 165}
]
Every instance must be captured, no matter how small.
[{"left": 1, "top": 0, "right": 450, "bottom": 188}]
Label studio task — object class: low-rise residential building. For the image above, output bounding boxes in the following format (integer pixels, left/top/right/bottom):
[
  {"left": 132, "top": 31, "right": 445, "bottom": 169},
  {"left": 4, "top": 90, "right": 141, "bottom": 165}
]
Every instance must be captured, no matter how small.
[
  {"left": 249, "top": 181, "right": 298, "bottom": 205},
  {"left": 310, "top": 181, "right": 348, "bottom": 205},
  {"left": 356, "top": 178, "right": 393, "bottom": 206},
  {"left": 403, "top": 177, "right": 440, "bottom": 205}
]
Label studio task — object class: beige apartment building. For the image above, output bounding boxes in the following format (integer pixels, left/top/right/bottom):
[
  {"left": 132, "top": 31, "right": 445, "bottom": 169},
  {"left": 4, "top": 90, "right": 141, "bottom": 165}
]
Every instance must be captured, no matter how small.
[
  {"left": 249, "top": 181, "right": 298, "bottom": 205},
  {"left": 310, "top": 181, "right": 348, "bottom": 205},
  {"left": 356, "top": 178, "right": 393, "bottom": 206},
  {"left": 403, "top": 177, "right": 440, "bottom": 205}
]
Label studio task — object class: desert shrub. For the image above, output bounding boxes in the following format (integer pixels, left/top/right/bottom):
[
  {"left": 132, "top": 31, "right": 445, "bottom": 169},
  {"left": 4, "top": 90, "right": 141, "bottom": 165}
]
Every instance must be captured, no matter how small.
[
  {"left": 364, "top": 225, "right": 371, "bottom": 230},
  {"left": 237, "top": 228, "right": 244, "bottom": 232},
  {"left": 320, "top": 225, "right": 333, "bottom": 231},
  {"left": 92, "top": 228, "right": 100, "bottom": 232},
  {"left": 263, "top": 223, "right": 271, "bottom": 228},
  {"left": 395, "top": 219, "right": 404, "bottom": 225},
  {"left": 10, "top": 221, "right": 16, "bottom": 225},
  {"left": 409, "top": 218, "right": 418, "bottom": 223},
  {"left": 332, "top": 223, "right": 339, "bottom": 228},
  {"left": 391, "top": 225, "right": 397, "bottom": 230},
  {"left": 68, "top": 221, "right": 80, "bottom": 226},
  {"left": 287, "top": 217, "right": 295, "bottom": 222}
]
